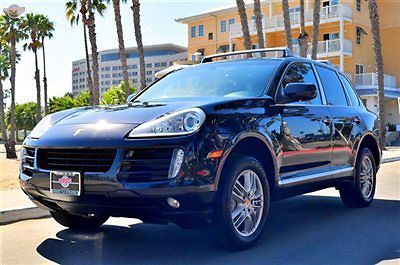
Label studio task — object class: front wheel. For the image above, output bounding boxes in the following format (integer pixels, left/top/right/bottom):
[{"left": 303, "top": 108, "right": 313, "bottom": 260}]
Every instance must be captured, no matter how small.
[
  {"left": 210, "top": 155, "right": 270, "bottom": 250},
  {"left": 339, "top": 147, "right": 376, "bottom": 207},
  {"left": 50, "top": 210, "right": 109, "bottom": 230}
]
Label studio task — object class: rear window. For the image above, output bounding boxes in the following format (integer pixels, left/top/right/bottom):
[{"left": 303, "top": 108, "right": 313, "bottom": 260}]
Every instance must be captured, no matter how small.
[
  {"left": 339, "top": 74, "right": 361, "bottom": 106},
  {"left": 315, "top": 65, "right": 349, "bottom": 106}
]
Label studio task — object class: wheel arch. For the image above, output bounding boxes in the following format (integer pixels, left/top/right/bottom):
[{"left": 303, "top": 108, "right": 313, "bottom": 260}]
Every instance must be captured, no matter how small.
[
  {"left": 215, "top": 132, "right": 278, "bottom": 191},
  {"left": 355, "top": 132, "right": 381, "bottom": 169}
]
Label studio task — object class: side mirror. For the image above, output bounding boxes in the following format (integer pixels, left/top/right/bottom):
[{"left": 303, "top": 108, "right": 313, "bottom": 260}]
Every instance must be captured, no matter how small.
[
  {"left": 126, "top": 93, "right": 137, "bottom": 104},
  {"left": 283, "top": 83, "right": 317, "bottom": 103}
]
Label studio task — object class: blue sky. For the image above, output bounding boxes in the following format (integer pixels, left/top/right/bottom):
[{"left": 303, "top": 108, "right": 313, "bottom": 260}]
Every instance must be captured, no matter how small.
[{"left": 1, "top": 0, "right": 232, "bottom": 104}]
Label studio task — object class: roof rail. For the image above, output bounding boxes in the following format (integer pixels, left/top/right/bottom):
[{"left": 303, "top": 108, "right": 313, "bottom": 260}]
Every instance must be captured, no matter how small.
[
  {"left": 201, "top": 48, "right": 294, "bottom": 63},
  {"left": 316, "top": 60, "right": 334, "bottom": 66}
]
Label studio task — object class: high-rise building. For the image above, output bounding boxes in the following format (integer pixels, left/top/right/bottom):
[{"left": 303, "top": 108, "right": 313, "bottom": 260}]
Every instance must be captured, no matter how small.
[
  {"left": 72, "top": 43, "right": 187, "bottom": 95},
  {"left": 176, "top": 0, "right": 400, "bottom": 125}
]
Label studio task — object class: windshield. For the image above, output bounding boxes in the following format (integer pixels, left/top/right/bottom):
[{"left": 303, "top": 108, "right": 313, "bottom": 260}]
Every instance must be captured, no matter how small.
[{"left": 135, "top": 60, "right": 280, "bottom": 101}]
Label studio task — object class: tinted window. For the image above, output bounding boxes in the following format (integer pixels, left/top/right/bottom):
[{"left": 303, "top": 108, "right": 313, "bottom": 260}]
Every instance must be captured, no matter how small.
[
  {"left": 136, "top": 60, "right": 280, "bottom": 101},
  {"left": 339, "top": 74, "right": 360, "bottom": 106},
  {"left": 315, "top": 65, "right": 348, "bottom": 106},
  {"left": 281, "top": 62, "right": 321, "bottom": 105}
]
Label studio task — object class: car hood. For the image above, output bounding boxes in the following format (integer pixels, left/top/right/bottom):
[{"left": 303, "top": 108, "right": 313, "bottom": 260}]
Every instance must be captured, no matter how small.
[{"left": 53, "top": 100, "right": 207, "bottom": 126}]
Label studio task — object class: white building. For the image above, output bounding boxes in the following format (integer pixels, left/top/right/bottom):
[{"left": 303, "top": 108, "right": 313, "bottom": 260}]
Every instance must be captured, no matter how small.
[{"left": 72, "top": 43, "right": 187, "bottom": 95}]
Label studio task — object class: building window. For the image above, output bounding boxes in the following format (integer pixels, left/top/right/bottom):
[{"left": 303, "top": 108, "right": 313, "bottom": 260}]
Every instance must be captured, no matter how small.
[
  {"left": 146, "top": 77, "right": 152, "bottom": 82},
  {"left": 161, "top": 62, "right": 167, "bottom": 67},
  {"left": 146, "top": 63, "right": 152, "bottom": 68},
  {"left": 155, "top": 62, "right": 161, "bottom": 67},
  {"left": 356, "top": 27, "right": 363, "bottom": 44},
  {"left": 221, "top": 20, "right": 226, "bottom": 32},
  {"left": 208, "top": 32, "right": 213, "bottom": 40},
  {"left": 356, "top": 0, "right": 361, "bottom": 11},
  {"left": 198, "top": 25, "right": 204, "bottom": 37},
  {"left": 355, "top": 64, "right": 365, "bottom": 74},
  {"left": 229, "top": 18, "right": 235, "bottom": 25},
  {"left": 146, "top": 70, "right": 152, "bottom": 75},
  {"left": 191, "top": 26, "right": 196, "bottom": 38}
]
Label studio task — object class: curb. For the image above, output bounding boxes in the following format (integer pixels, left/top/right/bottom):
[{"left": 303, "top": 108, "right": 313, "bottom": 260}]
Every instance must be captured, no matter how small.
[
  {"left": 0, "top": 206, "right": 50, "bottom": 225},
  {"left": 1, "top": 157, "right": 399, "bottom": 225},
  {"left": 382, "top": 156, "right": 400, "bottom": 164}
]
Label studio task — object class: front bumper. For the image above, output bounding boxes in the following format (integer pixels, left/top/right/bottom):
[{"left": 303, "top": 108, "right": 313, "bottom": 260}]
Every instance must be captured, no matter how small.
[{"left": 19, "top": 131, "right": 230, "bottom": 227}]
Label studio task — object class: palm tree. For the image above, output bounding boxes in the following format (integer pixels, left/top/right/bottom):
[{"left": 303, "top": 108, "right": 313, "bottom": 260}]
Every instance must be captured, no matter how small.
[
  {"left": 281, "top": 0, "right": 292, "bottom": 50},
  {"left": 38, "top": 15, "right": 54, "bottom": 115},
  {"left": 0, "top": 38, "right": 10, "bottom": 156},
  {"left": 253, "top": 0, "right": 264, "bottom": 49},
  {"left": 367, "top": 0, "right": 385, "bottom": 149},
  {"left": 311, "top": 0, "right": 321, "bottom": 60},
  {"left": 65, "top": 0, "right": 104, "bottom": 105},
  {"left": 87, "top": 0, "right": 106, "bottom": 104},
  {"left": 298, "top": 0, "right": 308, "bottom": 57},
  {"left": 131, "top": 0, "right": 146, "bottom": 90},
  {"left": 235, "top": 0, "right": 252, "bottom": 51},
  {"left": 20, "top": 13, "right": 44, "bottom": 123},
  {"left": 110, "top": 0, "right": 130, "bottom": 98},
  {"left": 1, "top": 5, "right": 25, "bottom": 159}
]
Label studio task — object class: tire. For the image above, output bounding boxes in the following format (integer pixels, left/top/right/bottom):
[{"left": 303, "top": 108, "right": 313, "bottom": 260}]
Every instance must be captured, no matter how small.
[
  {"left": 50, "top": 210, "right": 109, "bottom": 230},
  {"left": 209, "top": 155, "right": 270, "bottom": 250},
  {"left": 339, "top": 147, "right": 376, "bottom": 207}
]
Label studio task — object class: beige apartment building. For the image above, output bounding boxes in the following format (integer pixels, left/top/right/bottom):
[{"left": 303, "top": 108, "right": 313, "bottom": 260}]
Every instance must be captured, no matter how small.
[{"left": 176, "top": 0, "right": 400, "bottom": 127}]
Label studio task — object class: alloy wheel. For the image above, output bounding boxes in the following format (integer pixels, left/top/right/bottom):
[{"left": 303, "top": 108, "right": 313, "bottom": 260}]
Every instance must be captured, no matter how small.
[
  {"left": 360, "top": 156, "right": 374, "bottom": 199},
  {"left": 230, "top": 169, "right": 264, "bottom": 237}
]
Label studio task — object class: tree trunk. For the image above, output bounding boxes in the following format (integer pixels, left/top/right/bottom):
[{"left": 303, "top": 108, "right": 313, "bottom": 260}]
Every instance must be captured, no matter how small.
[
  {"left": 0, "top": 80, "right": 10, "bottom": 157},
  {"left": 298, "top": 0, "right": 309, "bottom": 57},
  {"left": 42, "top": 37, "right": 48, "bottom": 115},
  {"left": 82, "top": 23, "right": 95, "bottom": 105},
  {"left": 34, "top": 49, "right": 42, "bottom": 122},
  {"left": 113, "top": 0, "right": 130, "bottom": 97},
  {"left": 253, "top": 0, "right": 265, "bottom": 49},
  {"left": 281, "top": 0, "right": 293, "bottom": 50},
  {"left": 236, "top": 0, "right": 252, "bottom": 51},
  {"left": 311, "top": 0, "right": 321, "bottom": 60},
  {"left": 131, "top": 0, "right": 146, "bottom": 91},
  {"left": 368, "top": 0, "right": 386, "bottom": 150},
  {"left": 8, "top": 32, "right": 17, "bottom": 159},
  {"left": 87, "top": 0, "right": 100, "bottom": 104}
]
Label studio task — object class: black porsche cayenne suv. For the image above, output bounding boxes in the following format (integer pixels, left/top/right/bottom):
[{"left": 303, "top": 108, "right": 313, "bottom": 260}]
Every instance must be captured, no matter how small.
[{"left": 20, "top": 48, "right": 381, "bottom": 249}]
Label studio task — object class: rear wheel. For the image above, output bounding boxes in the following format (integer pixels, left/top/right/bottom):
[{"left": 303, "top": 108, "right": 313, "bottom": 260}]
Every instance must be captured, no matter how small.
[
  {"left": 50, "top": 210, "right": 109, "bottom": 230},
  {"left": 210, "top": 155, "right": 270, "bottom": 250},
  {"left": 339, "top": 147, "right": 376, "bottom": 207}
]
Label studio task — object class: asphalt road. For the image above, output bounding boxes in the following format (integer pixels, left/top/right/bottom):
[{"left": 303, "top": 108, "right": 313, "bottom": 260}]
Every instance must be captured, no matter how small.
[{"left": 1, "top": 162, "right": 399, "bottom": 265}]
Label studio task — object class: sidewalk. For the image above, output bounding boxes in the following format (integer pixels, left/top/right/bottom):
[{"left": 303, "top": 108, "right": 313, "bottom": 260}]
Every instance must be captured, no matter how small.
[{"left": 382, "top": 146, "right": 400, "bottom": 163}]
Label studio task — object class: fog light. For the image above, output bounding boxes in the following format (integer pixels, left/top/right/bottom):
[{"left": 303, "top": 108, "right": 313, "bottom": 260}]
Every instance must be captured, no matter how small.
[
  {"left": 168, "top": 149, "right": 185, "bottom": 179},
  {"left": 167, "top": 197, "right": 180, "bottom": 208}
]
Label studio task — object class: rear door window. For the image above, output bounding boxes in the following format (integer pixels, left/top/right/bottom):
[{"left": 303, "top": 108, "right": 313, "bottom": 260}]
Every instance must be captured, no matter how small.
[{"left": 315, "top": 65, "right": 348, "bottom": 106}]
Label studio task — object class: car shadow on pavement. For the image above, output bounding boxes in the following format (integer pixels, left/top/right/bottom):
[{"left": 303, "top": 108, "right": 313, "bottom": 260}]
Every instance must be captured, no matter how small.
[{"left": 36, "top": 195, "right": 400, "bottom": 265}]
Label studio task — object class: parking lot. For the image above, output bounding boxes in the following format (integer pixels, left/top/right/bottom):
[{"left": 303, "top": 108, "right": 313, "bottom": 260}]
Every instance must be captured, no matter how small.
[{"left": 1, "top": 161, "right": 399, "bottom": 265}]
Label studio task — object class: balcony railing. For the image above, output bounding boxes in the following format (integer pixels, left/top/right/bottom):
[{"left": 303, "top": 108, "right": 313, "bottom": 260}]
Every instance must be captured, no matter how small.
[
  {"left": 354, "top": 73, "right": 398, "bottom": 88},
  {"left": 291, "top": 39, "right": 352, "bottom": 57},
  {"left": 229, "top": 4, "right": 352, "bottom": 38}
]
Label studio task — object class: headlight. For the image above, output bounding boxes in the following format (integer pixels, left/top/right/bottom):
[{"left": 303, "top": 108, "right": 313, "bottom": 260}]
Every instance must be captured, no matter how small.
[
  {"left": 29, "top": 115, "right": 53, "bottom": 139},
  {"left": 128, "top": 108, "right": 206, "bottom": 138}
]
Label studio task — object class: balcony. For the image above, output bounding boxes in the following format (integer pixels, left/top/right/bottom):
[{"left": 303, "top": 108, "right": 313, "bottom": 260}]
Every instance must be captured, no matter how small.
[
  {"left": 354, "top": 73, "right": 398, "bottom": 88},
  {"left": 290, "top": 39, "right": 352, "bottom": 58},
  {"left": 229, "top": 4, "right": 352, "bottom": 38}
]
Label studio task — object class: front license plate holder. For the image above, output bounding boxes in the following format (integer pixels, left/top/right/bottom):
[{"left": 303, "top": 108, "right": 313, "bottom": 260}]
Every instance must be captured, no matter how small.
[{"left": 50, "top": 171, "right": 81, "bottom": 196}]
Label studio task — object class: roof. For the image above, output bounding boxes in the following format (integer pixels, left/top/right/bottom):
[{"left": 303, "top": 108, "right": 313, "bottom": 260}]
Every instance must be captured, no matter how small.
[{"left": 176, "top": 0, "right": 271, "bottom": 24}]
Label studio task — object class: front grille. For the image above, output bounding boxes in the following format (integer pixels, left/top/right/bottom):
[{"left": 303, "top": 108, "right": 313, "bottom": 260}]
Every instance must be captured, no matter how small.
[
  {"left": 37, "top": 149, "right": 116, "bottom": 172},
  {"left": 118, "top": 148, "right": 174, "bottom": 182},
  {"left": 22, "top": 147, "right": 35, "bottom": 176}
]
